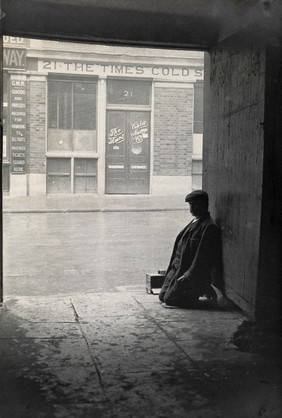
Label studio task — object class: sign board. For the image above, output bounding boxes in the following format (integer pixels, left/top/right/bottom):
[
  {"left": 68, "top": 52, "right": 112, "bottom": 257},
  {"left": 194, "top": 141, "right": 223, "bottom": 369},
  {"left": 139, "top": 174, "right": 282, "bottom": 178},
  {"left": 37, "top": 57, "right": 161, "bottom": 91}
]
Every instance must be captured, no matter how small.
[
  {"left": 10, "top": 79, "right": 27, "bottom": 174},
  {"left": 3, "top": 48, "right": 26, "bottom": 70},
  {"left": 3, "top": 37, "right": 27, "bottom": 46},
  {"left": 3, "top": 37, "right": 27, "bottom": 70},
  {"left": 39, "top": 60, "right": 204, "bottom": 81}
]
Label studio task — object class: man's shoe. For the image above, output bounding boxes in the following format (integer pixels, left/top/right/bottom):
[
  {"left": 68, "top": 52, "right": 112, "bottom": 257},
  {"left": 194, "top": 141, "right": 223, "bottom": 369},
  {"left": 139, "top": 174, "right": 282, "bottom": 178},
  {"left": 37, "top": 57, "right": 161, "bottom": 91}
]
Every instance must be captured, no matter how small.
[
  {"left": 162, "top": 302, "right": 179, "bottom": 309},
  {"left": 198, "top": 296, "right": 217, "bottom": 309},
  {"left": 211, "top": 285, "right": 236, "bottom": 310}
]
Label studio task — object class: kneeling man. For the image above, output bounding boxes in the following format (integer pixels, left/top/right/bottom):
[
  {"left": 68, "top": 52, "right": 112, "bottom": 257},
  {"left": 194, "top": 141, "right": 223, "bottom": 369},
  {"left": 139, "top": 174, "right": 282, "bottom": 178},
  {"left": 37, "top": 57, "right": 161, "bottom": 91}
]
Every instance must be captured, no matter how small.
[{"left": 159, "top": 190, "right": 221, "bottom": 308}]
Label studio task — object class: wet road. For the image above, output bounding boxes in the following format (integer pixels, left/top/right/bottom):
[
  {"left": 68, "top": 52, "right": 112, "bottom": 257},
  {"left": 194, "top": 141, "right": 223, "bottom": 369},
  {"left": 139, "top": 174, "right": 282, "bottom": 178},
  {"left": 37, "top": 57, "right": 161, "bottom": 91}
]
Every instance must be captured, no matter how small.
[{"left": 3, "top": 211, "right": 190, "bottom": 296}]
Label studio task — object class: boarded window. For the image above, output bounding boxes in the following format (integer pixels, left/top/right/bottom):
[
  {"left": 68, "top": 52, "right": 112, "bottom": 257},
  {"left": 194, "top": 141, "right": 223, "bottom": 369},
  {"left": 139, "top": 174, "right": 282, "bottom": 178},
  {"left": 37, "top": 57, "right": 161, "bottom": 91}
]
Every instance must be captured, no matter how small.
[
  {"left": 47, "top": 158, "right": 71, "bottom": 193},
  {"left": 74, "top": 158, "right": 97, "bottom": 193},
  {"left": 47, "top": 158, "right": 98, "bottom": 194}
]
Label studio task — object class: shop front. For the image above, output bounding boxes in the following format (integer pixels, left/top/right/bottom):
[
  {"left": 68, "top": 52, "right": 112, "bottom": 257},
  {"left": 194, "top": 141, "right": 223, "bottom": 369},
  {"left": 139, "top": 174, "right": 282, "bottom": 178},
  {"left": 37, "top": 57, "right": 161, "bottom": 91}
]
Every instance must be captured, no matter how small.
[{"left": 3, "top": 38, "right": 204, "bottom": 197}]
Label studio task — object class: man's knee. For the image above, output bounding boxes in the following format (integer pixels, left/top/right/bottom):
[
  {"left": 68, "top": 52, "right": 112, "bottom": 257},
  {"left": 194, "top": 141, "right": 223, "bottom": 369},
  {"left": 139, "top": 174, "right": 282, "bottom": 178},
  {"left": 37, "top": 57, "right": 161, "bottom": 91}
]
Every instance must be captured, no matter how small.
[
  {"left": 163, "top": 290, "right": 180, "bottom": 306},
  {"left": 159, "top": 291, "right": 165, "bottom": 302}
]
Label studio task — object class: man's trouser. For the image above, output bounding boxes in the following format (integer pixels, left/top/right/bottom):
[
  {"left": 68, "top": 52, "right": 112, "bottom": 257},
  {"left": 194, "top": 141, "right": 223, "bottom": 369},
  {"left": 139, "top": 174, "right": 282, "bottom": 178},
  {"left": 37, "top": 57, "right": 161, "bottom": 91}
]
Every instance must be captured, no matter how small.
[{"left": 159, "top": 272, "right": 209, "bottom": 308}]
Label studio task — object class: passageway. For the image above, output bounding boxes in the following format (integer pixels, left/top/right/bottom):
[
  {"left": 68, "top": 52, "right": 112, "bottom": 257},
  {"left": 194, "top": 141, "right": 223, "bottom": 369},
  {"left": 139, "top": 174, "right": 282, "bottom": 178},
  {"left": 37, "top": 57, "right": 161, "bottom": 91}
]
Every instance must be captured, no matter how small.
[{"left": 1, "top": 0, "right": 282, "bottom": 416}]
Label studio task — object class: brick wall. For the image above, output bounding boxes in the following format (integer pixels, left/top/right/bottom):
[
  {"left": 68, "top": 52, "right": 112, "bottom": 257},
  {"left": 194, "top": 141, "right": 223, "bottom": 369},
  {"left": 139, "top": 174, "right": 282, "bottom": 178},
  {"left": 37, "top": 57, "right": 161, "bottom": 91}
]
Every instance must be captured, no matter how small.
[
  {"left": 26, "top": 78, "right": 46, "bottom": 174},
  {"left": 153, "top": 86, "right": 193, "bottom": 176}
]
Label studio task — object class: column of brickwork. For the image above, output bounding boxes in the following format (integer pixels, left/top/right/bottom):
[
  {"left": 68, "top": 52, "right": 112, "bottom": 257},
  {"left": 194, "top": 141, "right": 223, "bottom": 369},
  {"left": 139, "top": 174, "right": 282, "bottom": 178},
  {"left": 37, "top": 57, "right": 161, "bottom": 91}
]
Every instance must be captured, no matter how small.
[
  {"left": 153, "top": 85, "right": 193, "bottom": 176},
  {"left": 26, "top": 76, "right": 47, "bottom": 195},
  {"left": 26, "top": 76, "right": 47, "bottom": 174}
]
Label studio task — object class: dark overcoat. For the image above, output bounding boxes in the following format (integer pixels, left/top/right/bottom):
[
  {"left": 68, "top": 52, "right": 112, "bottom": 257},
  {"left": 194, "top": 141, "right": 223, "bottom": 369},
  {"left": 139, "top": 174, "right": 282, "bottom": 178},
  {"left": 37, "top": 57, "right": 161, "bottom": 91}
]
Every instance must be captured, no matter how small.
[{"left": 166, "top": 213, "right": 222, "bottom": 288}]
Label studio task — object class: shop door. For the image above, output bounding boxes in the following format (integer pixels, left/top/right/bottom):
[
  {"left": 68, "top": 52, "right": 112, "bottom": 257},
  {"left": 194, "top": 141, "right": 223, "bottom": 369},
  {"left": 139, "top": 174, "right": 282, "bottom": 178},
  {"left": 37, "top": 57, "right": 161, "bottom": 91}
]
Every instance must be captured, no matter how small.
[{"left": 106, "top": 111, "right": 150, "bottom": 194}]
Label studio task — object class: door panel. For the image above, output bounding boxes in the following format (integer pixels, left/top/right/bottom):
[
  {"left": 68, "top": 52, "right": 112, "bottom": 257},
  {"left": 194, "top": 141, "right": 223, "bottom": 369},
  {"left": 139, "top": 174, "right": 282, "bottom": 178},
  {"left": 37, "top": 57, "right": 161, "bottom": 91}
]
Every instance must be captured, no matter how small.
[
  {"left": 106, "top": 112, "right": 126, "bottom": 193},
  {"left": 128, "top": 112, "right": 150, "bottom": 193}
]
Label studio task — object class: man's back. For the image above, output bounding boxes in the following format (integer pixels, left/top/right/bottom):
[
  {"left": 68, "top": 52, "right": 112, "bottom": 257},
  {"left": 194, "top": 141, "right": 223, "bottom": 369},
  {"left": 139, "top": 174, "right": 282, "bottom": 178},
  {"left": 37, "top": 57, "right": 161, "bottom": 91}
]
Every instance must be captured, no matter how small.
[{"left": 159, "top": 190, "right": 221, "bottom": 308}]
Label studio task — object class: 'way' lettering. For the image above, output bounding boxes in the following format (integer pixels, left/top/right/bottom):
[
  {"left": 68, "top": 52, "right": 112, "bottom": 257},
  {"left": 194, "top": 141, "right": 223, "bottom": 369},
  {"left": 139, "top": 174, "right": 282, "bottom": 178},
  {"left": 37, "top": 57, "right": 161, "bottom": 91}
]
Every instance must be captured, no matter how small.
[{"left": 3, "top": 48, "right": 26, "bottom": 69}]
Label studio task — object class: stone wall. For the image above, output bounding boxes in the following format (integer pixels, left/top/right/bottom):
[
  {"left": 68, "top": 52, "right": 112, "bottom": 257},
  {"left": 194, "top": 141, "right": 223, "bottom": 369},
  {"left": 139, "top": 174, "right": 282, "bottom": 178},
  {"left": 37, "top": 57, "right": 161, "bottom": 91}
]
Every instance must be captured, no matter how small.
[
  {"left": 256, "top": 45, "right": 282, "bottom": 320},
  {"left": 203, "top": 44, "right": 266, "bottom": 316}
]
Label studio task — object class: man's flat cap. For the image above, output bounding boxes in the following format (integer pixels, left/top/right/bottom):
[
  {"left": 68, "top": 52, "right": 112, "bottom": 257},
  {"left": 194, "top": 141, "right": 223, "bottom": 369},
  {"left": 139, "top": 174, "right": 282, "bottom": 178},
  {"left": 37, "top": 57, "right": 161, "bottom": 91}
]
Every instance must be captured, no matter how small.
[{"left": 185, "top": 190, "right": 209, "bottom": 203}]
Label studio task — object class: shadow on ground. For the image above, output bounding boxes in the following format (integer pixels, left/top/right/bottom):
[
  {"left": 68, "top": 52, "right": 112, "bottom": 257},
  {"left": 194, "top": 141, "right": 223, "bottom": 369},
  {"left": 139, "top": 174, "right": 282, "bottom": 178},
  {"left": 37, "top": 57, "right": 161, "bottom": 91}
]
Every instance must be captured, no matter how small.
[{"left": 0, "top": 292, "right": 281, "bottom": 418}]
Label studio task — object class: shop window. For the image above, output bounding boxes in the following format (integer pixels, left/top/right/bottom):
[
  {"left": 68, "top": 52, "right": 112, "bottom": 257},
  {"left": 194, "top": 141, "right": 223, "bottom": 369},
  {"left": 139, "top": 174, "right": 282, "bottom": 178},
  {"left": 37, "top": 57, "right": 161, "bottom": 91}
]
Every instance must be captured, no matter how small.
[
  {"left": 48, "top": 79, "right": 97, "bottom": 151},
  {"left": 107, "top": 79, "right": 151, "bottom": 105},
  {"left": 74, "top": 159, "right": 97, "bottom": 193},
  {"left": 47, "top": 158, "right": 71, "bottom": 193},
  {"left": 194, "top": 82, "right": 203, "bottom": 134}
]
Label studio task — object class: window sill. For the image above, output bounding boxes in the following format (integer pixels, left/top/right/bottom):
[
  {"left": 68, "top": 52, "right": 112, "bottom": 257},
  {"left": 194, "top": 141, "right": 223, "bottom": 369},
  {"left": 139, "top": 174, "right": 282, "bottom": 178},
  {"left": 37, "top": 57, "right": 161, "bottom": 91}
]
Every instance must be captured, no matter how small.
[{"left": 46, "top": 152, "right": 99, "bottom": 159}]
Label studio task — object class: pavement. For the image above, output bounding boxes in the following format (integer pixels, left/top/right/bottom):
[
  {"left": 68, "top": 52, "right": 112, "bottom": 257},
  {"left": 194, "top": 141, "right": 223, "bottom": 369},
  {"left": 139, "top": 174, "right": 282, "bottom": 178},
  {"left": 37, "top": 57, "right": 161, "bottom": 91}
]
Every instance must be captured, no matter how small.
[
  {"left": 2, "top": 194, "right": 187, "bottom": 213},
  {"left": 0, "top": 291, "right": 281, "bottom": 418}
]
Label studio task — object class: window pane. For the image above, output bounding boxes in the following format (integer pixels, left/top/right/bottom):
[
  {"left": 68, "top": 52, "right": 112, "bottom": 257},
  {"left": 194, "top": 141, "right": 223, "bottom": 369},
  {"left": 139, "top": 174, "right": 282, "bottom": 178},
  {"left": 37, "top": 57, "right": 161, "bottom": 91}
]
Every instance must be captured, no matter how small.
[
  {"left": 194, "top": 121, "right": 203, "bottom": 134},
  {"left": 48, "top": 81, "right": 72, "bottom": 129},
  {"left": 47, "top": 158, "right": 71, "bottom": 194},
  {"left": 73, "top": 130, "right": 97, "bottom": 152},
  {"left": 73, "top": 82, "right": 96, "bottom": 130},
  {"left": 107, "top": 80, "right": 151, "bottom": 105},
  {"left": 86, "top": 159, "right": 96, "bottom": 174},
  {"left": 74, "top": 158, "right": 97, "bottom": 174},
  {"left": 192, "top": 160, "right": 202, "bottom": 174},
  {"left": 74, "top": 176, "right": 97, "bottom": 193},
  {"left": 59, "top": 88, "right": 72, "bottom": 129},
  {"left": 74, "top": 158, "right": 97, "bottom": 193},
  {"left": 48, "top": 92, "right": 58, "bottom": 129},
  {"left": 47, "top": 175, "right": 71, "bottom": 193},
  {"left": 47, "top": 158, "right": 71, "bottom": 174},
  {"left": 48, "top": 130, "right": 73, "bottom": 151},
  {"left": 74, "top": 159, "right": 87, "bottom": 174}
]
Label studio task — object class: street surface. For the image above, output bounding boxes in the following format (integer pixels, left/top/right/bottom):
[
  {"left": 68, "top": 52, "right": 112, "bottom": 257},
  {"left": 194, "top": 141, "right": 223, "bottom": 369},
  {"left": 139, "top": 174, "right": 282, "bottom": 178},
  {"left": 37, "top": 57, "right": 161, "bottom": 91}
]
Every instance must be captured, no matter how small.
[{"left": 3, "top": 211, "right": 190, "bottom": 297}]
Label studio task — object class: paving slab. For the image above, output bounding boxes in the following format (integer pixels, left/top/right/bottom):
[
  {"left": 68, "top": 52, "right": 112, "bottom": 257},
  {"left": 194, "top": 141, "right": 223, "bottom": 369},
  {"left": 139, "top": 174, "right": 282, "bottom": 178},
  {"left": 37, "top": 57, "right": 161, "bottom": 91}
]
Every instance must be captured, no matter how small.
[
  {"left": 90, "top": 337, "right": 194, "bottom": 374},
  {"left": 71, "top": 292, "right": 144, "bottom": 322},
  {"left": 0, "top": 321, "right": 82, "bottom": 339},
  {"left": 101, "top": 369, "right": 217, "bottom": 418},
  {"left": 50, "top": 403, "right": 114, "bottom": 418},
  {"left": 2, "top": 297, "right": 76, "bottom": 323}
]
